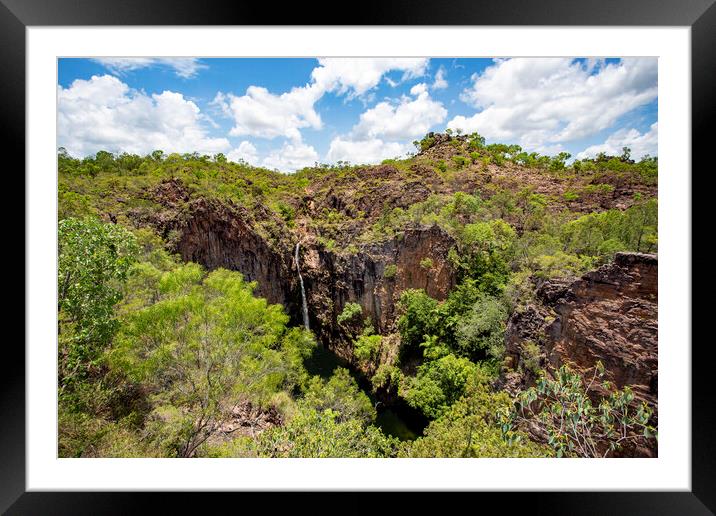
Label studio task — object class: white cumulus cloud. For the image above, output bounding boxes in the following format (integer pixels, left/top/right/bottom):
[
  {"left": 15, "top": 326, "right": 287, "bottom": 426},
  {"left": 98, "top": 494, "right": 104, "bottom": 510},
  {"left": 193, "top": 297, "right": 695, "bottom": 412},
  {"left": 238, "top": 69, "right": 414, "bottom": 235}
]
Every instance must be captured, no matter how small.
[
  {"left": 447, "top": 58, "right": 657, "bottom": 151},
  {"left": 214, "top": 85, "right": 323, "bottom": 143},
  {"left": 214, "top": 58, "right": 431, "bottom": 146},
  {"left": 92, "top": 58, "right": 207, "bottom": 78},
  {"left": 432, "top": 67, "right": 448, "bottom": 90},
  {"left": 227, "top": 141, "right": 259, "bottom": 164},
  {"left": 325, "top": 81, "right": 444, "bottom": 165},
  {"left": 576, "top": 122, "right": 658, "bottom": 160},
  {"left": 352, "top": 83, "right": 447, "bottom": 141},
  {"left": 58, "top": 74, "right": 230, "bottom": 157},
  {"left": 262, "top": 141, "right": 319, "bottom": 172},
  {"left": 326, "top": 138, "right": 413, "bottom": 165},
  {"left": 311, "top": 58, "right": 429, "bottom": 97}
]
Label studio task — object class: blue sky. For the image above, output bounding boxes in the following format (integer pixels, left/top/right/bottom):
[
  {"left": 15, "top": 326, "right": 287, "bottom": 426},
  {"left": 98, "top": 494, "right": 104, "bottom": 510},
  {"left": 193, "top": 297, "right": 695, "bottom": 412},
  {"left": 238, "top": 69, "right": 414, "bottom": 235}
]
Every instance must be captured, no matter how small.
[{"left": 57, "top": 57, "right": 657, "bottom": 171}]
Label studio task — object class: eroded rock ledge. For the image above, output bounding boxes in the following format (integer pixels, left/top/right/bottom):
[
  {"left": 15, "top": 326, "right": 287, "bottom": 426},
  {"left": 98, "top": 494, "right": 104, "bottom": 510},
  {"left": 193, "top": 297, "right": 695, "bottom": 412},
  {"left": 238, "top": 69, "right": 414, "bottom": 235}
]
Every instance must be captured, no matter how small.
[{"left": 504, "top": 252, "right": 658, "bottom": 412}]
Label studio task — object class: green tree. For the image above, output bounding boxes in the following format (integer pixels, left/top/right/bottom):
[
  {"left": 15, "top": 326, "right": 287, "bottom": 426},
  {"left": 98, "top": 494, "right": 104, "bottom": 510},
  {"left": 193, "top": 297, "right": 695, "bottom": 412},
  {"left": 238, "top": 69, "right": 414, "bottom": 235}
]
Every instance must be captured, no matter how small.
[
  {"left": 337, "top": 302, "right": 363, "bottom": 326},
  {"left": 401, "top": 375, "right": 551, "bottom": 458},
  {"left": 455, "top": 294, "right": 508, "bottom": 360},
  {"left": 255, "top": 407, "right": 397, "bottom": 458},
  {"left": 400, "top": 353, "right": 478, "bottom": 419},
  {"left": 111, "top": 267, "right": 312, "bottom": 457},
  {"left": 502, "top": 363, "right": 657, "bottom": 457},
  {"left": 58, "top": 218, "right": 139, "bottom": 392},
  {"left": 397, "top": 289, "right": 438, "bottom": 356},
  {"left": 354, "top": 332, "right": 382, "bottom": 363},
  {"left": 301, "top": 368, "right": 375, "bottom": 424},
  {"left": 457, "top": 219, "right": 516, "bottom": 293}
]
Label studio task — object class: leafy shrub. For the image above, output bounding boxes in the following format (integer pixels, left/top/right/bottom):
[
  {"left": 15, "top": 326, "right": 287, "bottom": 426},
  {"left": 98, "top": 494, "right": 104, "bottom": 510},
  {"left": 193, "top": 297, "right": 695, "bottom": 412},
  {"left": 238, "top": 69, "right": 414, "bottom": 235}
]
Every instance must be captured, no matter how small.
[
  {"left": 301, "top": 368, "right": 375, "bottom": 424},
  {"left": 414, "top": 135, "right": 436, "bottom": 152},
  {"left": 337, "top": 302, "right": 363, "bottom": 326},
  {"left": 58, "top": 218, "right": 139, "bottom": 393},
  {"left": 354, "top": 333, "right": 382, "bottom": 363},
  {"left": 397, "top": 289, "right": 438, "bottom": 355},
  {"left": 417, "top": 335, "right": 449, "bottom": 361},
  {"left": 455, "top": 294, "right": 508, "bottom": 360},
  {"left": 453, "top": 219, "right": 516, "bottom": 293},
  {"left": 401, "top": 374, "right": 551, "bottom": 458},
  {"left": 371, "top": 364, "right": 403, "bottom": 391},
  {"left": 276, "top": 202, "right": 295, "bottom": 225},
  {"left": 452, "top": 155, "right": 469, "bottom": 169},
  {"left": 502, "top": 363, "right": 657, "bottom": 457},
  {"left": 520, "top": 340, "right": 542, "bottom": 374},
  {"left": 383, "top": 264, "right": 398, "bottom": 279},
  {"left": 255, "top": 407, "right": 397, "bottom": 458},
  {"left": 400, "top": 353, "right": 478, "bottom": 419},
  {"left": 110, "top": 267, "right": 309, "bottom": 457},
  {"left": 420, "top": 257, "right": 434, "bottom": 270}
]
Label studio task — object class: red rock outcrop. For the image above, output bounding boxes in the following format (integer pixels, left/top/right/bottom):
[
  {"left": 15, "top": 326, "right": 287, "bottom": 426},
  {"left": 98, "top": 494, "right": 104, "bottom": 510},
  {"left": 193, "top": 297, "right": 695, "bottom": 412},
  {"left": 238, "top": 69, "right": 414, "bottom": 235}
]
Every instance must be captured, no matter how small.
[
  {"left": 303, "top": 224, "right": 457, "bottom": 361},
  {"left": 171, "top": 197, "right": 297, "bottom": 312},
  {"left": 505, "top": 252, "right": 658, "bottom": 411}
]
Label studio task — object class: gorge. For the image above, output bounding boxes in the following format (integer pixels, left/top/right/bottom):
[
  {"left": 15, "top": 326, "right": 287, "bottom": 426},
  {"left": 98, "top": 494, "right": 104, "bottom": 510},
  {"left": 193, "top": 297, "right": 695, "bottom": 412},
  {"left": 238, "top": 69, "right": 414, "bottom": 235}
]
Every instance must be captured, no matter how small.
[{"left": 58, "top": 132, "right": 659, "bottom": 457}]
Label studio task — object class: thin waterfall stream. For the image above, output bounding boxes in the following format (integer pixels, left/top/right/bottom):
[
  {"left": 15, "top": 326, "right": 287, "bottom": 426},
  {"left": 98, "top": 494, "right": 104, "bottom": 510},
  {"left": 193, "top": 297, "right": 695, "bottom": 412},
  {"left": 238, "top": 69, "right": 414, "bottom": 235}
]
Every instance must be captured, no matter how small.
[
  {"left": 294, "top": 243, "right": 426, "bottom": 440},
  {"left": 294, "top": 243, "right": 310, "bottom": 330}
]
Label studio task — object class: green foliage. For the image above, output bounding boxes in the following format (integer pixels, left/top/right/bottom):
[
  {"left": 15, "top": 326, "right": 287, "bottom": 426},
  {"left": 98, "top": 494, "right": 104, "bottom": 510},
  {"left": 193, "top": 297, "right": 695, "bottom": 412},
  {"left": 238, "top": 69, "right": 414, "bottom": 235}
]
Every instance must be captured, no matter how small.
[
  {"left": 400, "top": 354, "right": 479, "bottom": 419},
  {"left": 383, "top": 264, "right": 398, "bottom": 279},
  {"left": 58, "top": 409, "right": 160, "bottom": 458},
  {"left": 276, "top": 201, "right": 295, "bottom": 225},
  {"left": 401, "top": 375, "right": 551, "bottom": 457},
  {"left": 419, "top": 334, "right": 450, "bottom": 361},
  {"left": 337, "top": 302, "right": 363, "bottom": 326},
  {"left": 397, "top": 289, "right": 439, "bottom": 356},
  {"left": 468, "top": 132, "right": 486, "bottom": 150},
  {"left": 58, "top": 218, "right": 139, "bottom": 393},
  {"left": 301, "top": 368, "right": 375, "bottom": 423},
  {"left": 503, "top": 363, "right": 657, "bottom": 457},
  {"left": 453, "top": 219, "right": 516, "bottom": 293},
  {"left": 255, "top": 407, "right": 398, "bottom": 457},
  {"left": 397, "top": 280, "right": 509, "bottom": 363},
  {"left": 419, "top": 257, "right": 434, "bottom": 270},
  {"left": 520, "top": 341, "right": 542, "bottom": 374},
  {"left": 452, "top": 155, "right": 470, "bottom": 169},
  {"left": 560, "top": 198, "right": 658, "bottom": 256},
  {"left": 354, "top": 333, "right": 382, "bottom": 363},
  {"left": 110, "top": 267, "right": 312, "bottom": 457},
  {"left": 371, "top": 364, "right": 403, "bottom": 391},
  {"left": 58, "top": 187, "right": 96, "bottom": 220},
  {"left": 455, "top": 293, "right": 508, "bottom": 360},
  {"left": 414, "top": 135, "right": 436, "bottom": 152}
]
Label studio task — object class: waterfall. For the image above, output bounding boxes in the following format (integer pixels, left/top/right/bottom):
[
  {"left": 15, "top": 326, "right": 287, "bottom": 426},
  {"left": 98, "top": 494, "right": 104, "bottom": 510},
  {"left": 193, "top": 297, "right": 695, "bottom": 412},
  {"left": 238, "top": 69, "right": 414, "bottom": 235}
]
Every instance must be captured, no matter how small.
[{"left": 294, "top": 243, "right": 310, "bottom": 330}]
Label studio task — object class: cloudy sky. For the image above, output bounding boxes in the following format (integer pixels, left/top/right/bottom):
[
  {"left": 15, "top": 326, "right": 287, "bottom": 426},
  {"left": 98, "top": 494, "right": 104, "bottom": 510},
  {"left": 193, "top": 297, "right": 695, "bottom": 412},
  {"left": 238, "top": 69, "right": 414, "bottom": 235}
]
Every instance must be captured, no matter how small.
[{"left": 57, "top": 57, "right": 658, "bottom": 172}]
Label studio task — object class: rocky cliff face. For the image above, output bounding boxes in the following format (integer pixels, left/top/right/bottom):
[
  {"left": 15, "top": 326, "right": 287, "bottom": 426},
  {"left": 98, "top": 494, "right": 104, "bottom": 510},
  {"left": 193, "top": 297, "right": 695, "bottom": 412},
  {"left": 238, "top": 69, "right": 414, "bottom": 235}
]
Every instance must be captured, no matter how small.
[
  {"left": 145, "top": 179, "right": 457, "bottom": 361},
  {"left": 174, "top": 197, "right": 296, "bottom": 310},
  {"left": 504, "top": 252, "right": 658, "bottom": 414},
  {"left": 301, "top": 224, "right": 456, "bottom": 361}
]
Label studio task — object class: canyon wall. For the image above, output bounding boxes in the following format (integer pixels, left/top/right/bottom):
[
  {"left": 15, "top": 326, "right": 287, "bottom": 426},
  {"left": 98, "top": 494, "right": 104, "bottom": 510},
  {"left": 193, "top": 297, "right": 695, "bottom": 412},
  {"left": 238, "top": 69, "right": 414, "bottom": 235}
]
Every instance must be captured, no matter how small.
[
  {"left": 148, "top": 181, "right": 457, "bottom": 361},
  {"left": 504, "top": 252, "right": 658, "bottom": 415}
]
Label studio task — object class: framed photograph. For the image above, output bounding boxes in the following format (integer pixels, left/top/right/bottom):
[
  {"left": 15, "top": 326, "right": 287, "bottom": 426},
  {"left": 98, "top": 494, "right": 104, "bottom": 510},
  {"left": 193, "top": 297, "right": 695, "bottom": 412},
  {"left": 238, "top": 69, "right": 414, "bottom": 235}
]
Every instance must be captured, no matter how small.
[{"left": 6, "top": 0, "right": 713, "bottom": 511}]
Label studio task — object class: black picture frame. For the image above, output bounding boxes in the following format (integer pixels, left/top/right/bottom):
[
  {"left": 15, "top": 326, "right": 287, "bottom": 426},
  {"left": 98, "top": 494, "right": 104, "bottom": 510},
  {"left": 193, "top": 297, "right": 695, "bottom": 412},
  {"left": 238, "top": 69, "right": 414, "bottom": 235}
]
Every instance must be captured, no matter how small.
[{"left": 4, "top": 0, "right": 713, "bottom": 512}]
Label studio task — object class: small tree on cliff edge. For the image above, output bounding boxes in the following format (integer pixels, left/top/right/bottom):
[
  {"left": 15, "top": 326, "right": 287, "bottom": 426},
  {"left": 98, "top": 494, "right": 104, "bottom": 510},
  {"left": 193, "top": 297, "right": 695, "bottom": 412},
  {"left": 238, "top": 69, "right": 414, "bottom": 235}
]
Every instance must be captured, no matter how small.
[{"left": 499, "top": 362, "right": 657, "bottom": 458}]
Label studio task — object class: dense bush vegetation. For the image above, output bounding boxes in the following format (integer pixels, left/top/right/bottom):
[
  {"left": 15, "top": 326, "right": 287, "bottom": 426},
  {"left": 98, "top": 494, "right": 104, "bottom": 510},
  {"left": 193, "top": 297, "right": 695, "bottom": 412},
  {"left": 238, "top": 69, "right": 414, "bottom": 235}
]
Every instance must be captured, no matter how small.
[
  {"left": 501, "top": 363, "right": 657, "bottom": 457},
  {"left": 57, "top": 131, "right": 657, "bottom": 458}
]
